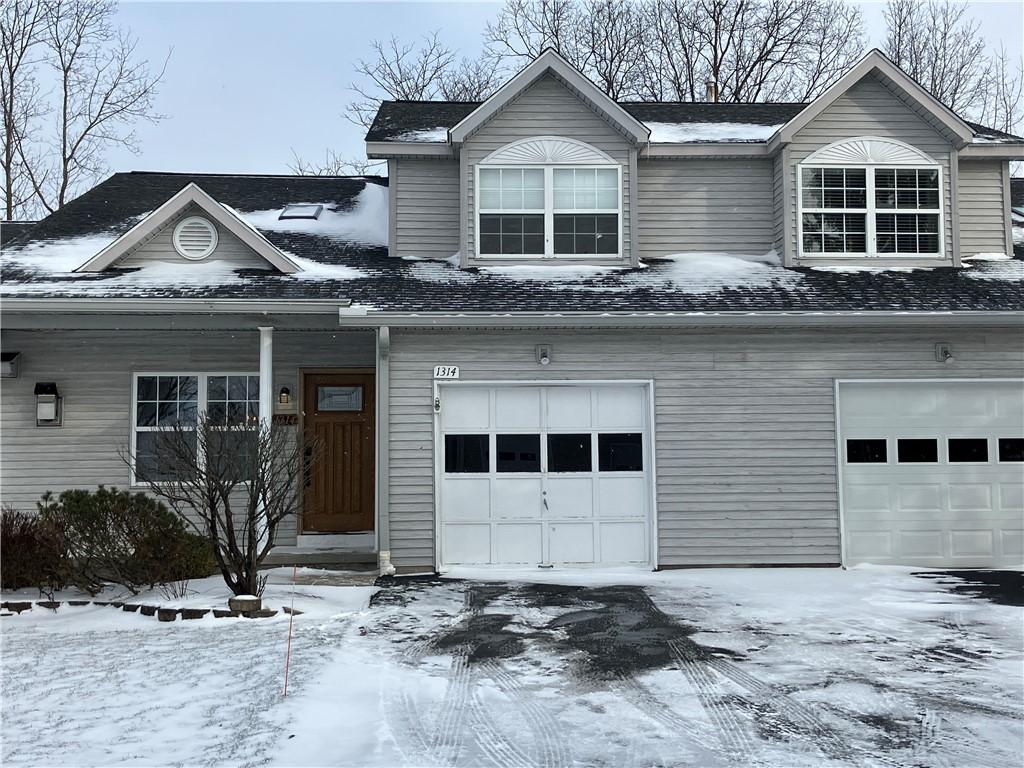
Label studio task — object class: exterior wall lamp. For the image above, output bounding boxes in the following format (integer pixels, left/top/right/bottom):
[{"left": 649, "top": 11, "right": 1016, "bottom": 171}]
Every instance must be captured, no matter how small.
[
  {"left": 34, "top": 382, "right": 62, "bottom": 427},
  {"left": 1, "top": 351, "right": 20, "bottom": 378},
  {"left": 535, "top": 344, "right": 553, "bottom": 366},
  {"left": 278, "top": 386, "right": 291, "bottom": 404},
  {"left": 935, "top": 343, "right": 953, "bottom": 363}
]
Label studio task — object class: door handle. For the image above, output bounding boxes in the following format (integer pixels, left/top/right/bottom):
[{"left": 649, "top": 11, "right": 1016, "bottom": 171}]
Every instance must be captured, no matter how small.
[{"left": 542, "top": 489, "right": 548, "bottom": 510}]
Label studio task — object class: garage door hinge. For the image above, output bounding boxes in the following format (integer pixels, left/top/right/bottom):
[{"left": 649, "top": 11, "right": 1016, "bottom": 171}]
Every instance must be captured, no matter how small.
[{"left": 433, "top": 396, "right": 440, "bottom": 413}]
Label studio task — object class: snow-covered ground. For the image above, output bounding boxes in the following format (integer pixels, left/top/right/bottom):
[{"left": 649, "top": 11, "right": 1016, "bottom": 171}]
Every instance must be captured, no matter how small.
[{"left": 2, "top": 567, "right": 1021, "bottom": 767}]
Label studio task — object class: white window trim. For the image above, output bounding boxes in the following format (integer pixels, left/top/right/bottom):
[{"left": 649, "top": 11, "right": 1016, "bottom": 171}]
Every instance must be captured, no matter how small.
[
  {"left": 475, "top": 163, "right": 624, "bottom": 260},
  {"left": 797, "top": 163, "right": 945, "bottom": 259},
  {"left": 129, "top": 371, "right": 259, "bottom": 486}
]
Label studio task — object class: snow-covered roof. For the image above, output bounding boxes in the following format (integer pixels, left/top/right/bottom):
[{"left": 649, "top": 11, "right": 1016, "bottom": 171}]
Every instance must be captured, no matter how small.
[{"left": 2, "top": 171, "right": 1020, "bottom": 313}]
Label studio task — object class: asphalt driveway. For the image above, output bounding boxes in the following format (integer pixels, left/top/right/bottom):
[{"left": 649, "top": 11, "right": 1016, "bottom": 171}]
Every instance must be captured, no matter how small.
[
  {"left": 351, "top": 570, "right": 1024, "bottom": 768},
  {"left": 2, "top": 568, "right": 1020, "bottom": 767}
]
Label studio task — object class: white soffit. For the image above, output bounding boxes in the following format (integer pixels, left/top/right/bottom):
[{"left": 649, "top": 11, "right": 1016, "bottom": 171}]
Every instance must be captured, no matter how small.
[
  {"left": 449, "top": 48, "right": 650, "bottom": 145},
  {"left": 804, "top": 136, "right": 938, "bottom": 166},
  {"left": 76, "top": 183, "right": 301, "bottom": 274}
]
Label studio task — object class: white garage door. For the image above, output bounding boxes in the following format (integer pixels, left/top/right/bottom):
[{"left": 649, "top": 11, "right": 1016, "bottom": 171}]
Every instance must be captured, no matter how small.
[
  {"left": 438, "top": 383, "right": 653, "bottom": 567},
  {"left": 839, "top": 380, "right": 1024, "bottom": 568}
]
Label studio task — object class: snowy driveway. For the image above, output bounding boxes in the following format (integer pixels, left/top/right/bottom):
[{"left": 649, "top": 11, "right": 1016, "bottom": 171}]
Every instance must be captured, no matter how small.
[{"left": 2, "top": 568, "right": 1022, "bottom": 768}]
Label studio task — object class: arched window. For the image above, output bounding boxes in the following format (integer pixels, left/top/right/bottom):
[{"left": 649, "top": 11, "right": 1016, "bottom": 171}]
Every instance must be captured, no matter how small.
[
  {"left": 476, "top": 137, "right": 622, "bottom": 259},
  {"left": 798, "top": 137, "right": 943, "bottom": 258}
]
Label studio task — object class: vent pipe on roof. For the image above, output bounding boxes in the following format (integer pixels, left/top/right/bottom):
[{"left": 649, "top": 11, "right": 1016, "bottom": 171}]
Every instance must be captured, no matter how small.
[{"left": 705, "top": 79, "right": 718, "bottom": 103}]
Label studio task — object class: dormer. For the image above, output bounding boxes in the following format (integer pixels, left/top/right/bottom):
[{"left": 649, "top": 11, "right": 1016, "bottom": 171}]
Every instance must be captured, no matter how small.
[{"left": 76, "top": 182, "right": 301, "bottom": 274}]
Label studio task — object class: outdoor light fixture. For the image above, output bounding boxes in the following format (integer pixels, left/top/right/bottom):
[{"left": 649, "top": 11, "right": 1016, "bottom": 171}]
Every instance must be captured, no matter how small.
[
  {"left": 278, "top": 386, "right": 291, "bottom": 404},
  {"left": 935, "top": 343, "right": 953, "bottom": 363},
  {"left": 535, "top": 344, "right": 552, "bottom": 366},
  {"left": 0, "top": 351, "right": 20, "bottom": 378},
  {"left": 34, "top": 382, "right": 62, "bottom": 427}
]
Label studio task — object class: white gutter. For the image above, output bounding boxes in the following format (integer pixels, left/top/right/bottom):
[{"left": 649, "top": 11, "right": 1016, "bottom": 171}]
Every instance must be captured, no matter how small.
[
  {"left": 335, "top": 310, "right": 1024, "bottom": 329},
  {"left": 959, "top": 144, "right": 1024, "bottom": 159},
  {"left": 0, "top": 298, "right": 354, "bottom": 314}
]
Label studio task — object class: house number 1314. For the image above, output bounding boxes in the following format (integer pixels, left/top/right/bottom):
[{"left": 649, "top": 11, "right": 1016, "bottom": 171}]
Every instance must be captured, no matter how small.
[{"left": 433, "top": 366, "right": 460, "bottom": 379}]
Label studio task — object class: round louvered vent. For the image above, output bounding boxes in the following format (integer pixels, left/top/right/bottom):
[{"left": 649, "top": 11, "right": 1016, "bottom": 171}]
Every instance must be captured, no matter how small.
[{"left": 172, "top": 216, "right": 218, "bottom": 260}]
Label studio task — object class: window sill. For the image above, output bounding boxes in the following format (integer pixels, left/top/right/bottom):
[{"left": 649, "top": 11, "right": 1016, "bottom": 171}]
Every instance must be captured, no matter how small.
[{"left": 795, "top": 256, "right": 952, "bottom": 269}]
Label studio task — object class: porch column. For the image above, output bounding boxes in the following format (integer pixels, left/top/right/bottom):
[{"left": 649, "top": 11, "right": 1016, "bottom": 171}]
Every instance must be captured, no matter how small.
[
  {"left": 257, "top": 326, "right": 273, "bottom": 552},
  {"left": 257, "top": 326, "right": 273, "bottom": 425}
]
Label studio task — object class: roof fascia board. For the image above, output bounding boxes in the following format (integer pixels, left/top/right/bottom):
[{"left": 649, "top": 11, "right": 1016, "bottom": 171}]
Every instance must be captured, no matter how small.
[
  {"left": 449, "top": 49, "right": 650, "bottom": 145},
  {"left": 75, "top": 183, "right": 301, "bottom": 274},
  {"left": 334, "top": 310, "right": 1023, "bottom": 329},
  {"left": 0, "top": 298, "right": 351, "bottom": 314},
  {"left": 773, "top": 49, "right": 974, "bottom": 149},
  {"left": 959, "top": 144, "right": 1024, "bottom": 159},
  {"left": 641, "top": 143, "right": 770, "bottom": 158},
  {"left": 366, "top": 141, "right": 454, "bottom": 159}
]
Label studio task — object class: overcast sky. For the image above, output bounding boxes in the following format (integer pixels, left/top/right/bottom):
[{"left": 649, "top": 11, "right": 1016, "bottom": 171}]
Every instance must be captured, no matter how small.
[{"left": 105, "top": 0, "right": 1023, "bottom": 176}]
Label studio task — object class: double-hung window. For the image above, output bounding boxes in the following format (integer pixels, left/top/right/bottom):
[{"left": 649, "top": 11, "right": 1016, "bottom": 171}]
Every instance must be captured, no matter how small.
[
  {"left": 132, "top": 372, "right": 259, "bottom": 483},
  {"left": 477, "top": 163, "right": 622, "bottom": 259},
  {"left": 799, "top": 164, "right": 942, "bottom": 258}
]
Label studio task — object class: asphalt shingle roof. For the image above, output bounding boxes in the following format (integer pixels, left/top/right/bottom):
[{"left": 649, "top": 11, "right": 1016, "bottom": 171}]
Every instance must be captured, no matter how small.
[
  {"left": 1, "top": 171, "right": 1020, "bottom": 314},
  {"left": 367, "top": 100, "right": 1024, "bottom": 144}
]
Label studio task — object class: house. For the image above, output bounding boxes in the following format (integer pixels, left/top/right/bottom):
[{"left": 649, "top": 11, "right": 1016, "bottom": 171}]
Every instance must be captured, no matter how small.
[{"left": 1, "top": 49, "right": 1022, "bottom": 573}]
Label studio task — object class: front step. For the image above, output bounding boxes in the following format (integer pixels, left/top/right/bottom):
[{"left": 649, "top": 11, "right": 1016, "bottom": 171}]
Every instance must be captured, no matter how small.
[{"left": 262, "top": 546, "right": 378, "bottom": 569}]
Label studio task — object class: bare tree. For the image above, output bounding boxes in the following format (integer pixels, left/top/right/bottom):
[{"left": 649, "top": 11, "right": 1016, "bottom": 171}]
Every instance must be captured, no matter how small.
[
  {"left": 976, "top": 46, "right": 1024, "bottom": 135},
  {"left": 293, "top": 31, "right": 500, "bottom": 174},
  {"left": 485, "top": 0, "right": 865, "bottom": 102},
  {"left": 5, "top": 0, "right": 168, "bottom": 216},
  {"left": 1, "top": 0, "right": 45, "bottom": 219},
  {"left": 638, "top": 0, "right": 865, "bottom": 102},
  {"left": 884, "top": 0, "right": 989, "bottom": 113},
  {"left": 287, "top": 148, "right": 383, "bottom": 177},
  {"left": 344, "top": 32, "right": 500, "bottom": 129},
  {"left": 125, "top": 417, "right": 320, "bottom": 597},
  {"left": 885, "top": 0, "right": 1023, "bottom": 136},
  {"left": 484, "top": 0, "right": 648, "bottom": 98}
]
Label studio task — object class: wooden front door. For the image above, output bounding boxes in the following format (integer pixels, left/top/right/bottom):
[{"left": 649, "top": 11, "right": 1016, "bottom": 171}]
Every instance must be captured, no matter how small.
[{"left": 303, "top": 372, "right": 375, "bottom": 533}]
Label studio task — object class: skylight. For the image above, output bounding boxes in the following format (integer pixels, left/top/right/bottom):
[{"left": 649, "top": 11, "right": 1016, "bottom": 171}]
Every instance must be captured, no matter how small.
[{"left": 279, "top": 204, "right": 323, "bottom": 221}]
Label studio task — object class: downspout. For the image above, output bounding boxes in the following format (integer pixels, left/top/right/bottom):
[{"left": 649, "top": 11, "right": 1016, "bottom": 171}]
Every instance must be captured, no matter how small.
[{"left": 376, "top": 326, "right": 394, "bottom": 575}]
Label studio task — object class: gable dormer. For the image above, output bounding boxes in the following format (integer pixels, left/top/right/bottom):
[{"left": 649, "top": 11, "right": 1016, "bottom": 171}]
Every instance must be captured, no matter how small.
[
  {"left": 456, "top": 52, "right": 648, "bottom": 268},
  {"left": 76, "top": 182, "right": 300, "bottom": 274}
]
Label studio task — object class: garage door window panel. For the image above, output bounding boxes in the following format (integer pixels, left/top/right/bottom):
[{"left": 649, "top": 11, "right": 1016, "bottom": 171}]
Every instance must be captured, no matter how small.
[
  {"left": 846, "top": 438, "right": 887, "bottom": 463},
  {"left": 547, "top": 434, "right": 592, "bottom": 472},
  {"left": 497, "top": 434, "right": 541, "bottom": 472},
  {"left": 445, "top": 434, "right": 489, "bottom": 473},
  {"left": 998, "top": 438, "right": 1024, "bottom": 462},
  {"left": 598, "top": 433, "right": 644, "bottom": 472},
  {"left": 948, "top": 438, "right": 989, "bottom": 463},
  {"left": 897, "top": 438, "right": 939, "bottom": 463}
]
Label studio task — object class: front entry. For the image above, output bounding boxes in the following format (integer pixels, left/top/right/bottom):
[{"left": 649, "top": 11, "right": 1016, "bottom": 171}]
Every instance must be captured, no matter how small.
[{"left": 302, "top": 372, "right": 375, "bottom": 533}]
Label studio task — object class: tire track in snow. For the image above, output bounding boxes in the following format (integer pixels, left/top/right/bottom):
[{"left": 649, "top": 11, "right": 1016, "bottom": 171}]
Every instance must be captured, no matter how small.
[
  {"left": 477, "top": 659, "right": 570, "bottom": 768},
  {"left": 667, "top": 640, "right": 761, "bottom": 765},
  {"left": 696, "top": 649, "right": 915, "bottom": 768}
]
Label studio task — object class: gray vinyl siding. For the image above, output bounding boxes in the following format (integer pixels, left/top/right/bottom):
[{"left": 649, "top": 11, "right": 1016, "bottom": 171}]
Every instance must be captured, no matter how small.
[
  {"left": 117, "top": 204, "right": 270, "bottom": 270},
  {"left": 958, "top": 159, "right": 1009, "bottom": 257},
  {"left": 772, "top": 153, "right": 785, "bottom": 252},
  {"left": 393, "top": 159, "right": 460, "bottom": 261},
  {"left": 386, "top": 327, "right": 1024, "bottom": 570},
  {"left": 0, "top": 328, "right": 375, "bottom": 546},
  {"left": 463, "top": 74, "right": 633, "bottom": 263},
  {"left": 787, "top": 73, "right": 955, "bottom": 264},
  {"left": 637, "top": 159, "right": 774, "bottom": 257}
]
